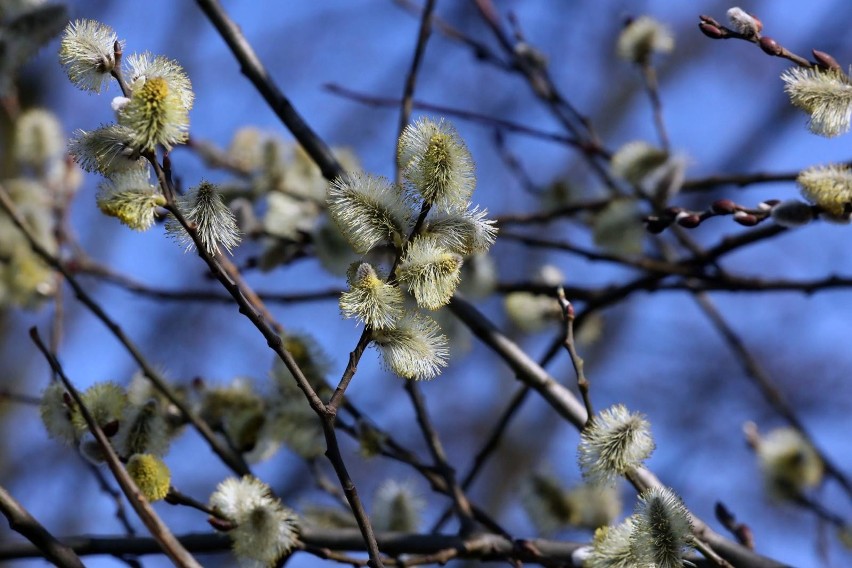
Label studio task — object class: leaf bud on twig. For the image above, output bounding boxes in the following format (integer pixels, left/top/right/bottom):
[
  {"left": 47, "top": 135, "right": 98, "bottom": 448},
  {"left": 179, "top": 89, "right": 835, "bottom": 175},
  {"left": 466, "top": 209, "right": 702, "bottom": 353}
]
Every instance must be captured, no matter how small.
[
  {"left": 711, "top": 198, "right": 737, "bottom": 214},
  {"left": 698, "top": 15, "right": 722, "bottom": 28},
  {"left": 675, "top": 212, "right": 701, "bottom": 228},
  {"left": 759, "top": 36, "right": 783, "bottom": 56},
  {"left": 812, "top": 49, "right": 841, "bottom": 71},
  {"left": 698, "top": 22, "right": 724, "bottom": 40},
  {"left": 733, "top": 211, "right": 759, "bottom": 226}
]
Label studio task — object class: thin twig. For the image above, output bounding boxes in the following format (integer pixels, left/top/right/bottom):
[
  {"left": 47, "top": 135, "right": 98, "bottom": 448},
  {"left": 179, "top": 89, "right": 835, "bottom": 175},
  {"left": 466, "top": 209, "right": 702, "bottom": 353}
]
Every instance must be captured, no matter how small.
[
  {"left": 404, "top": 381, "right": 476, "bottom": 535},
  {"left": 73, "top": 257, "right": 342, "bottom": 304},
  {"left": 29, "top": 328, "right": 203, "bottom": 568},
  {"left": 0, "top": 485, "right": 85, "bottom": 568},
  {"left": 326, "top": 83, "right": 581, "bottom": 148},
  {"left": 692, "top": 293, "right": 852, "bottom": 499},
  {"left": 395, "top": 0, "right": 437, "bottom": 170},
  {"left": 195, "top": 0, "right": 344, "bottom": 181},
  {"left": 640, "top": 62, "right": 670, "bottom": 151},
  {"left": 0, "top": 184, "right": 251, "bottom": 477},
  {"left": 556, "top": 289, "right": 593, "bottom": 424},
  {"left": 448, "top": 295, "right": 790, "bottom": 568}
]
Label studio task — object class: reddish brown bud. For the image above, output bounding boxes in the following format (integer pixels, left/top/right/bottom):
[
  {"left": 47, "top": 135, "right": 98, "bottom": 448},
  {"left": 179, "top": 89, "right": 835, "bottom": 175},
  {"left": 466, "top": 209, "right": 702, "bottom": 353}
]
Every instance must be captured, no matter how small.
[
  {"left": 208, "top": 516, "right": 235, "bottom": 532},
  {"left": 711, "top": 199, "right": 737, "bottom": 214},
  {"left": 759, "top": 37, "right": 783, "bottom": 56},
  {"left": 733, "top": 212, "right": 759, "bottom": 226},
  {"left": 699, "top": 22, "right": 724, "bottom": 39},
  {"left": 749, "top": 14, "right": 763, "bottom": 34},
  {"left": 699, "top": 15, "right": 721, "bottom": 27},
  {"left": 102, "top": 419, "right": 120, "bottom": 438},
  {"left": 813, "top": 49, "right": 841, "bottom": 71},
  {"left": 644, "top": 216, "right": 672, "bottom": 234},
  {"left": 676, "top": 214, "right": 702, "bottom": 228}
]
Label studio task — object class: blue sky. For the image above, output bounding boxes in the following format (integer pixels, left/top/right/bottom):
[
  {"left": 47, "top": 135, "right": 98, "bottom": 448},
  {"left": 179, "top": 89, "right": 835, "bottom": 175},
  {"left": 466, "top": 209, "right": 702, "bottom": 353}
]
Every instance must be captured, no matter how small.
[{"left": 3, "top": 1, "right": 852, "bottom": 567}]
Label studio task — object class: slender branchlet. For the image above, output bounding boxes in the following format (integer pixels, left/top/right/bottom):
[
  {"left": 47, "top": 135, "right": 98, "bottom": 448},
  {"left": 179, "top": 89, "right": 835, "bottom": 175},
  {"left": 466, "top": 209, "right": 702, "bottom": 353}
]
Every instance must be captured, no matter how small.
[
  {"left": 397, "top": 236, "right": 464, "bottom": 310},
  {"left": 398, "top": 117, "right": 475, "bottom": 212},
  {"left": 371, "top": 479, "right": 424, "bottom": 533},
  {"left": 630, "top": 486, "right": 693, "bottom": 568},
  {"left": 617, "top": 16, "right": 674, "bottom": 65},
  {"left": 97, "top": 165, "right": 166, "bottom": 231},
  {"left": 68, "top": 124, "right": 140, "bottom": 175},
  {"left": 371, "top": 312, "right": 449, "bottom": 380},
  {"left": 339, "top": 262, "right": 404, "bottom": 330},
  {"left": 797, "top": 163, "right": 852, "bottom": 220},
  {"left": 126, "top": 454, "right": 171, "bottom": 502},
  {"left": 209, "top": 476, "right": 301, "bottom": 567},
  {"left": 578, "top": 404, "right": 655, "bottom": 486},
  {"left": 59, "top": 19, "right": 121, "bottom": 93},
  {"left": 166, "top": 181, "right": 241, "bottom": 255},
  {"left": 782, "top": 66, "right": 852, "bottom": 138},
  {"left": 327, "top": 171, "right": 412, "bottom": 254}
]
